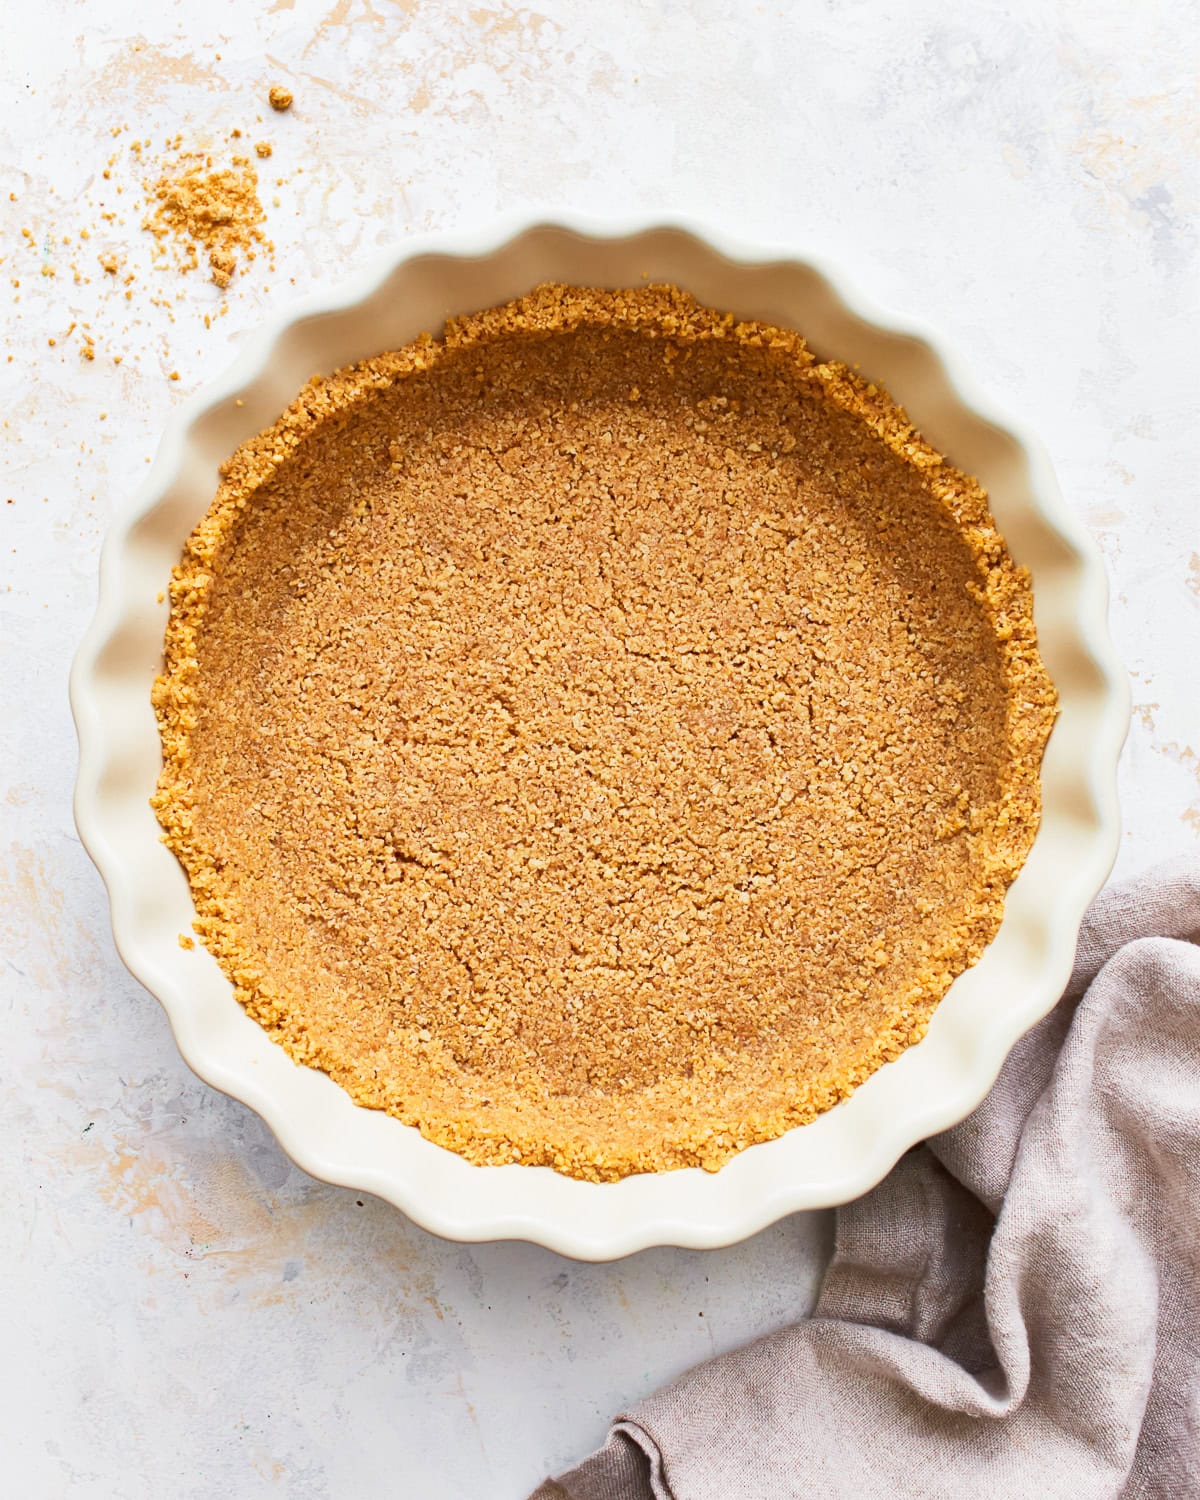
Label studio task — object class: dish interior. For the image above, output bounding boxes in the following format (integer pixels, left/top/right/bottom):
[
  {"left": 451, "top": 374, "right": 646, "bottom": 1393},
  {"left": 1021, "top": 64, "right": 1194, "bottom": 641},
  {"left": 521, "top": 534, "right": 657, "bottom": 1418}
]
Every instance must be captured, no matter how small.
[{"left": 151, "top": 283, "right": 1055, "bottom": 1181}]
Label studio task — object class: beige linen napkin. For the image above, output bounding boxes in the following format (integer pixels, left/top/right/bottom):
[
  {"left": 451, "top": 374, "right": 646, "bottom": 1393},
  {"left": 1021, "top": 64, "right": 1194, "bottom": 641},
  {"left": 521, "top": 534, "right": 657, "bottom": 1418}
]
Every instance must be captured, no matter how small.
[{"left": 534, "top": 859, "right": 1200, "bottom": 1499}]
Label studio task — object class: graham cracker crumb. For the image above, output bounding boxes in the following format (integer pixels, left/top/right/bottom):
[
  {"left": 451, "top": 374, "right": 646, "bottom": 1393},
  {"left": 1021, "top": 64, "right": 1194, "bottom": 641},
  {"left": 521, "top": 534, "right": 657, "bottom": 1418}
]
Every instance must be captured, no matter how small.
[
  {"left": 144, "top": 150, "right": 267, "bottom": 289},
  {"left": 255, "top": 141, "right": 273, "bottom": 159},
  {"left": 268, "top": 85, "right": 293, "bottom": 112},
  {"left": 152, "top": 284, "right": 1057, "bottom": 1181}
]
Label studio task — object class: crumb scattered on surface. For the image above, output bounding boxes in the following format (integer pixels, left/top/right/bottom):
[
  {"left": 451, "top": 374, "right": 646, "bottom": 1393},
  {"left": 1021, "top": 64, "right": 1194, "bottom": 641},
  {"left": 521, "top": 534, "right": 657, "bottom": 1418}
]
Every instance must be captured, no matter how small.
[
  {"left": 152, "top": 284, "right": 1057, "bottom": 1181},
  {"left": 268, "top": 85, "right": 293, "bottom": 112},
  {"left": 255, "top": 141, "right": 273, "bottom": 158},
  {"left": 208, "top": 247, "right": 236, "bottom": 287},
  {"left": 178, "top": 933, "right": 195, "bottom": 950},
  {"left": 144, "top": 149, "right": 268, "bottom": 288}
]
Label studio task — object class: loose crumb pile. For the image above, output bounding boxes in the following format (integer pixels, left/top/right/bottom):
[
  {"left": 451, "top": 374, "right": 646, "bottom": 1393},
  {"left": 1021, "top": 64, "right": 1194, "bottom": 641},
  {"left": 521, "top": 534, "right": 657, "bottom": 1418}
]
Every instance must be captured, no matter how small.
[
  {"left": 152, "top": 285, "right": 1056, "bottom": 1180},
  {"left": 144, "top": 148, "right": 267, "bottom": 288}
]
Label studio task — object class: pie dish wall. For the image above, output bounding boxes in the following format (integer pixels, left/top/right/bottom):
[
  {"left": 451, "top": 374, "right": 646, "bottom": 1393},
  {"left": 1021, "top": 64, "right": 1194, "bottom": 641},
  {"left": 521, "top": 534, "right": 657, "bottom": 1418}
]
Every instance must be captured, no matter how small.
[{"left": 70, "top": 218, "right": 1128, "bottom": 1259}]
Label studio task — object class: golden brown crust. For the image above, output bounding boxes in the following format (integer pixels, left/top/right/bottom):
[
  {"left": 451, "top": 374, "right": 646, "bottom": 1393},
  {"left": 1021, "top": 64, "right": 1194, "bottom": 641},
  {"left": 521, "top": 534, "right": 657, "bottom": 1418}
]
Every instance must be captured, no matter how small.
[{"left": 152, "top": 284, "right": 1056, "bottom": 1180}]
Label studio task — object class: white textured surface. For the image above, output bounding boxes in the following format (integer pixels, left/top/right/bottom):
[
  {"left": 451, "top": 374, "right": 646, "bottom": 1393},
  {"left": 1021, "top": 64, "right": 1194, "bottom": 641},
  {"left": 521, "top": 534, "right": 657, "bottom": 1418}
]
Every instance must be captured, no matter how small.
[{"left": 2, "top": 3, "right": 1196, "bottom": 1496}]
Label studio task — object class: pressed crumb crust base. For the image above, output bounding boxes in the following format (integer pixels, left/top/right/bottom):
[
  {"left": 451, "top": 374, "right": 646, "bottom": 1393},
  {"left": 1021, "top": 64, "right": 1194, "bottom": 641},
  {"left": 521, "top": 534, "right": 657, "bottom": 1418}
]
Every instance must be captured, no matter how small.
[{"left": 152, "top": 284, "right": 1056, "bottom": 1181}]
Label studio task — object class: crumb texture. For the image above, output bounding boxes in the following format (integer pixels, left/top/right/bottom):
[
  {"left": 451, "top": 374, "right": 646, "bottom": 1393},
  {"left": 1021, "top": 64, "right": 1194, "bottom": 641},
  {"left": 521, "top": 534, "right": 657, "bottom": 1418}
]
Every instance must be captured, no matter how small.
[
  {"left": 152, "top": 284, "right": 1056, "bottom": 1179},
  {"left": 145, "top": 149, "right": 266, "bottom": 287}
]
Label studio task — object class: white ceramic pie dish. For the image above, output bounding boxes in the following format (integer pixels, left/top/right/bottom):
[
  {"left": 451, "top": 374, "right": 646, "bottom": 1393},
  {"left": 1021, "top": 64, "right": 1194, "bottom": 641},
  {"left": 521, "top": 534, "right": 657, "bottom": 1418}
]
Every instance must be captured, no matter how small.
[{"left": 71, "top": 215, "right": 1127, "bottom": 1260}]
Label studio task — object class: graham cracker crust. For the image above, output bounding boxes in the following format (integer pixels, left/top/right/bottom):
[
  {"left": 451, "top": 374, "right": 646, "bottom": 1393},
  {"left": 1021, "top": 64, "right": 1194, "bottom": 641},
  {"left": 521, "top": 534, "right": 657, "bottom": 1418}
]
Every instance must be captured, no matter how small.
[{"left": 152, "top": 284, "right": 1056, "bottom": 1180}]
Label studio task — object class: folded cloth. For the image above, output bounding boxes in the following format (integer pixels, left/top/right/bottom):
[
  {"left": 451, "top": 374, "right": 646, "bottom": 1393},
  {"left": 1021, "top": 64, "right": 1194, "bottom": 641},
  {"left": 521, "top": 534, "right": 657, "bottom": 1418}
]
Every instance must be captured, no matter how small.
[{"left": 534, "top": 859, "right": 1200, "bottom": 1500}]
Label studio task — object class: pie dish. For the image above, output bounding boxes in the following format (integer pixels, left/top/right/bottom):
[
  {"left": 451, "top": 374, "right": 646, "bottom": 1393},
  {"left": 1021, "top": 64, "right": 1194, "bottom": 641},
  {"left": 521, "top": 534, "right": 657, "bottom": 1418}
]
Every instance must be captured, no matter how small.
[{"left": 71, "top": 219, "right": 1127, "bottom": 1255}]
